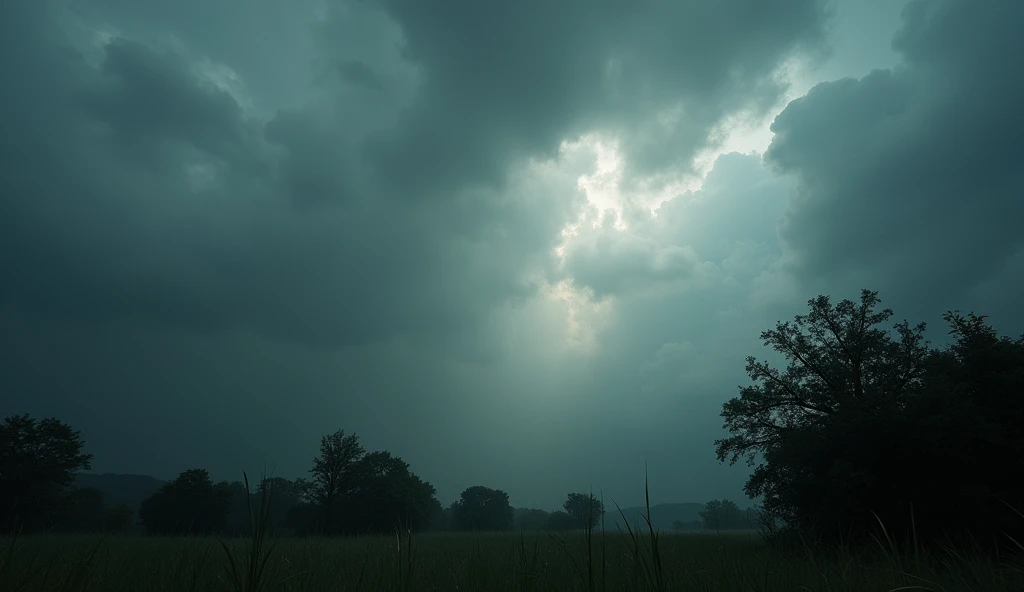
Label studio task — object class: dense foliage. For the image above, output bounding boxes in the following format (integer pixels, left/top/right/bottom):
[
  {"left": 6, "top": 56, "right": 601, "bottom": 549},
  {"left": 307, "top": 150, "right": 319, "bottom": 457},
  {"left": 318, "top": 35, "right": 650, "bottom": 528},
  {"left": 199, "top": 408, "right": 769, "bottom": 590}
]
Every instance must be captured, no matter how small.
[
  {"left": 716, "top": 290, "right": 1024, "bottom": 548},
  {"left": 563, "top": 492, "right": 604, "bottom": 530},
  {"left": 0, "top": 414, "right": 94, "bottom": 532},
  {"left": 451, "top": 485, "right": 514, "bottom": 532},
  {"left": 138, "top": 469, "right": 233, "bottom": 535},
  {"left": 289, "top": 430, "right": 439, "bottom": 535}
]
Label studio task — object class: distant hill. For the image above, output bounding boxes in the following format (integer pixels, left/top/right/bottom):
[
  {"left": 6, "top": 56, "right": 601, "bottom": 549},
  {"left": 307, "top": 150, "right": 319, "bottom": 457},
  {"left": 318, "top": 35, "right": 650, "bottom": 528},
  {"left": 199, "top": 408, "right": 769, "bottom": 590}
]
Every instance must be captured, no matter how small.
[
  {"left": 603, "top": 503, "right": 705, "bottom": 532},
  {"left": 74, "top": 473, "right": 165, "bottom": 510}
]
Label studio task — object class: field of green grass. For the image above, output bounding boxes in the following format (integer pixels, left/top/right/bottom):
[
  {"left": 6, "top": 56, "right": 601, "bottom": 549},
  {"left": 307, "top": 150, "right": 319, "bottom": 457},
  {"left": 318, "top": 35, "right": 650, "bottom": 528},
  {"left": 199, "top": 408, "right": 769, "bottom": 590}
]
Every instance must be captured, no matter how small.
[{"left": 3, "top": 530, "right": 1021, "bottom": 592}]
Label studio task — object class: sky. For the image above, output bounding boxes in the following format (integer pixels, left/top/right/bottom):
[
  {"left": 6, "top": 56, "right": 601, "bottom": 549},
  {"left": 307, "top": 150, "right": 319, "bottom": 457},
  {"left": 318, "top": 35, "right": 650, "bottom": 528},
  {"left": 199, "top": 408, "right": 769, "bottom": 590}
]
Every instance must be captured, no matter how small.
[{"left": 2, "top": 0, "right": 1022, "bottom": 511}]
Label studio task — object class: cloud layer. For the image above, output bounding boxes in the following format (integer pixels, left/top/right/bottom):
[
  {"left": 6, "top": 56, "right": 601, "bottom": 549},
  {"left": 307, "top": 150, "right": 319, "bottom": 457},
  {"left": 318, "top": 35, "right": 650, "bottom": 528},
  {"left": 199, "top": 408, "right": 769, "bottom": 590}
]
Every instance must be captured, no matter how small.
[{"left": 2, "top": 0, "right": 1020, "bottom": 509}]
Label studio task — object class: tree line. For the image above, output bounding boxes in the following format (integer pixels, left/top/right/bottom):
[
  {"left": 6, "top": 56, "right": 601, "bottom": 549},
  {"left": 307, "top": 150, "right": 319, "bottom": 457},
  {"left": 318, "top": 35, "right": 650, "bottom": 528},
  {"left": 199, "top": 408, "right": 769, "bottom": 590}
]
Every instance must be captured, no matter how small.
[
  {"left": 2, "top": 289, "right": 1021, "bottom": 552},
  {"left": 0, "top": 419, "right": 607, "bottom": 536}
]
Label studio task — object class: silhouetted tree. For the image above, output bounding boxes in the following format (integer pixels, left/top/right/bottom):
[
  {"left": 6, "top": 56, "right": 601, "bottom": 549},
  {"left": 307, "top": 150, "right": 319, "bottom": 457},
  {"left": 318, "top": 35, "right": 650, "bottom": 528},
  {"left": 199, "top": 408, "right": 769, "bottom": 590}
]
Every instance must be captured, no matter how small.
[
  {"left": 452, "top": 486, "right": 514, "bottom": 531},
  {"left": 213, "top": 476, "right": 312, "bottom": 536},
  {"left": 138, "top": 469, "right": 232, "bottom": 535},
  {"left": 299, "top": 430, "right": 439, "bottom": 535},
  {"left": 257, "top": 477, "right": 309, "bottom": 529},
  {"left": 219, "top": 480, "right": 252, "bottom": 535},
  {"left": 346, "top": 450, "right": 439, "bottom": 533},
  {"left": 309, "top": 430, "right": 364, "bottom": 532},
  {"left": 563, "top": 492, "right": 604, "bottom": 530},
  {"left": 875, "top": 311, "right": 1024, "bottom": 547},
  {"left": 699, "top": 499, "right": 746, "bottom": 530},
  {"left": 0, "top": 414, "right": 93, "bottom": 532},
  {"left": 715, "top": 290, "right": 1024, "bottom": 549},
  {"left": 545, "top": 511, "right": 576, "bottom": 532}
]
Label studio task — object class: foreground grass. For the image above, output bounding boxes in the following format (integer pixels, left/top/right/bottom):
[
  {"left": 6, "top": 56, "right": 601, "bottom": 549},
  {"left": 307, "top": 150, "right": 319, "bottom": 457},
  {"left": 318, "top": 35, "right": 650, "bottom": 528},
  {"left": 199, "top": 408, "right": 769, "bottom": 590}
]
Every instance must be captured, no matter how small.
[{"left": 2, "top": 531, "right": 1021, "bottom": 592}]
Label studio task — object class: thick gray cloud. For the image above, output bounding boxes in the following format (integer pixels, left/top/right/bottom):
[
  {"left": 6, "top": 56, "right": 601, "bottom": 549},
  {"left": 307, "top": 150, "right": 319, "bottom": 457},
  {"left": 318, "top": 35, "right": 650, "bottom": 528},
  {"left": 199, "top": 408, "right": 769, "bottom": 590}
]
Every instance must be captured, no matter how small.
[
  {"left": 0, "top": 1, "right": 576, "bottom": 353},
  {"left": 0, "top": 0, "right": 829, "bottom": 356},
  {"left": 765, "top": 0, "right": 1024, "bottom": 324},
  {"left": 365, "top": 0, "right": 829, "bottom": 193}
]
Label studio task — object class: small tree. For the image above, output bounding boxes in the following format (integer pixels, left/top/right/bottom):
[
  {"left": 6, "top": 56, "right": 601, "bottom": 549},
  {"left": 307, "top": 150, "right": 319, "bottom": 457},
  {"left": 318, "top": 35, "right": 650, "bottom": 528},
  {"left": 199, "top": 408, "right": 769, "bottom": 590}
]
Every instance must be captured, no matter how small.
[
  {"left": 452, "top": 486, "right": 514, "bottom": 531},
  {"left": 138, "top": 469, "right": 233, "bottom": 535},
  {"left": 563, "top": 492, "right": 604, "bottom": 530},
  {"left": 309, "top": 430, "right": 365, "bottom": 533},
  {"left": 699, "top": 499, "right": 744, "bottom": 530}
]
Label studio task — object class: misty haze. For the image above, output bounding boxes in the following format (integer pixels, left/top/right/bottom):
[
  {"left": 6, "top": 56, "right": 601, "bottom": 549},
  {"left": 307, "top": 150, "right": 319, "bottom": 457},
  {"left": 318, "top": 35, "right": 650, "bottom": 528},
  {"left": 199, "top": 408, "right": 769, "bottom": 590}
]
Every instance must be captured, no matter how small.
[{"left": 2, "top": 0, "right": 1022, "bottom": 590}]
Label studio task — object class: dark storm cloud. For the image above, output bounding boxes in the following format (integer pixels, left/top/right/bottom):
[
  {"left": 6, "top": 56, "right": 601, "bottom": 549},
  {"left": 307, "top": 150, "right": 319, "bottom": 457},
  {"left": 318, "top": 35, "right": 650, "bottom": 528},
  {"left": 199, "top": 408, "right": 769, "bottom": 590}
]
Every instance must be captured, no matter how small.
[
  {"left": 72, "top": 0, "right": 323, "bottom": 113},
  {"left": 765, "top": 0, "right": 1024, "bottom": 318},
  {"left": 364, "top": 0, "right": 829, "bottom": 195},
  {"left": 0, "top": 0, "right": 832, "bottom": 353},
  {"left": 0, "top": 0, "right": 577, "bottom": 352}
]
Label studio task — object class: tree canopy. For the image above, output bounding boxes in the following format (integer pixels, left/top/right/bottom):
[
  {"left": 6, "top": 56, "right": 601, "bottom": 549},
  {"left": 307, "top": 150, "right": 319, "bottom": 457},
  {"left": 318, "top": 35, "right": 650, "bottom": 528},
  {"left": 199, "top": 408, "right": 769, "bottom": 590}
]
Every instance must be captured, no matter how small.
[
  {"left": 452, "top": 486, "right": 514, "bottom": 532},
  {"left": 291, "top": 429, "right": 438, "bottom": 535},
  {"left": 0, "top": 414, "right": 94, "bottom": 532},
  {"left": 716, "top": 290, "right": 1024, "bottom": 548},
  {"left": 138, "top": 469, "right": 233, "bottom": 535},
  {"left": 563, "top": 492, "right": 604, "bottom": 530}
]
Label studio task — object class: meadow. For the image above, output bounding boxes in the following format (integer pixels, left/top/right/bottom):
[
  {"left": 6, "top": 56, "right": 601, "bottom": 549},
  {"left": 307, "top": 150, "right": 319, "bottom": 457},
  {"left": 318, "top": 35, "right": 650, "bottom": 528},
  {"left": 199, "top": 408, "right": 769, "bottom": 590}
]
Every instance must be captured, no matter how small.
[{"left": 3, "top": 528, "right": 1022, "bottom": 592}]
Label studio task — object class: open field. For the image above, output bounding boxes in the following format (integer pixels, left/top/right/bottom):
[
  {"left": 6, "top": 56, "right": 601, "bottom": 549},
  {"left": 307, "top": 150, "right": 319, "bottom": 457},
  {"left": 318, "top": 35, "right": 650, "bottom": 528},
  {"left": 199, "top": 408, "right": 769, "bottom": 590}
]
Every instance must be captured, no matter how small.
[{"left": 2, "top": 531, "right": 1021, "bottom": 592}]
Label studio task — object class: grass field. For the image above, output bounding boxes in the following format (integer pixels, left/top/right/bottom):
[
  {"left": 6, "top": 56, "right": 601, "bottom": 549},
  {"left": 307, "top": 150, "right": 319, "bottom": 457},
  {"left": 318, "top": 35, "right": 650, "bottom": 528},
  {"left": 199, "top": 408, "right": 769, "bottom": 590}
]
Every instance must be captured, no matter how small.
[{"left": 2, "top": 529, "right": 1022, "bottom": 592}]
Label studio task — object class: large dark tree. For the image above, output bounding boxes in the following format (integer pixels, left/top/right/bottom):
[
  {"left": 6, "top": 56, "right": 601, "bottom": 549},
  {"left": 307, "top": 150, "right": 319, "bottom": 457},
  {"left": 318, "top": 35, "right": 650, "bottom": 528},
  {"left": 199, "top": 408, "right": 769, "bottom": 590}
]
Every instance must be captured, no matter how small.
[
  {"left": 452, "top": 486, "right": 514, "bottom": 532},
  {"left": 563, "top": 493, "right": 604, "bottom": 530},
  {"left": 138, "top": 469, "right": 233, "bottom": 535},
  {"left": 0, "top": 414, "right": 93, "bottom": 532},
  {"left": 889, "top": 311, "right": 1024, "bottom": 546},
  {"left": 715, "top": 290, "right": 1024, "bottom": 548}
]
